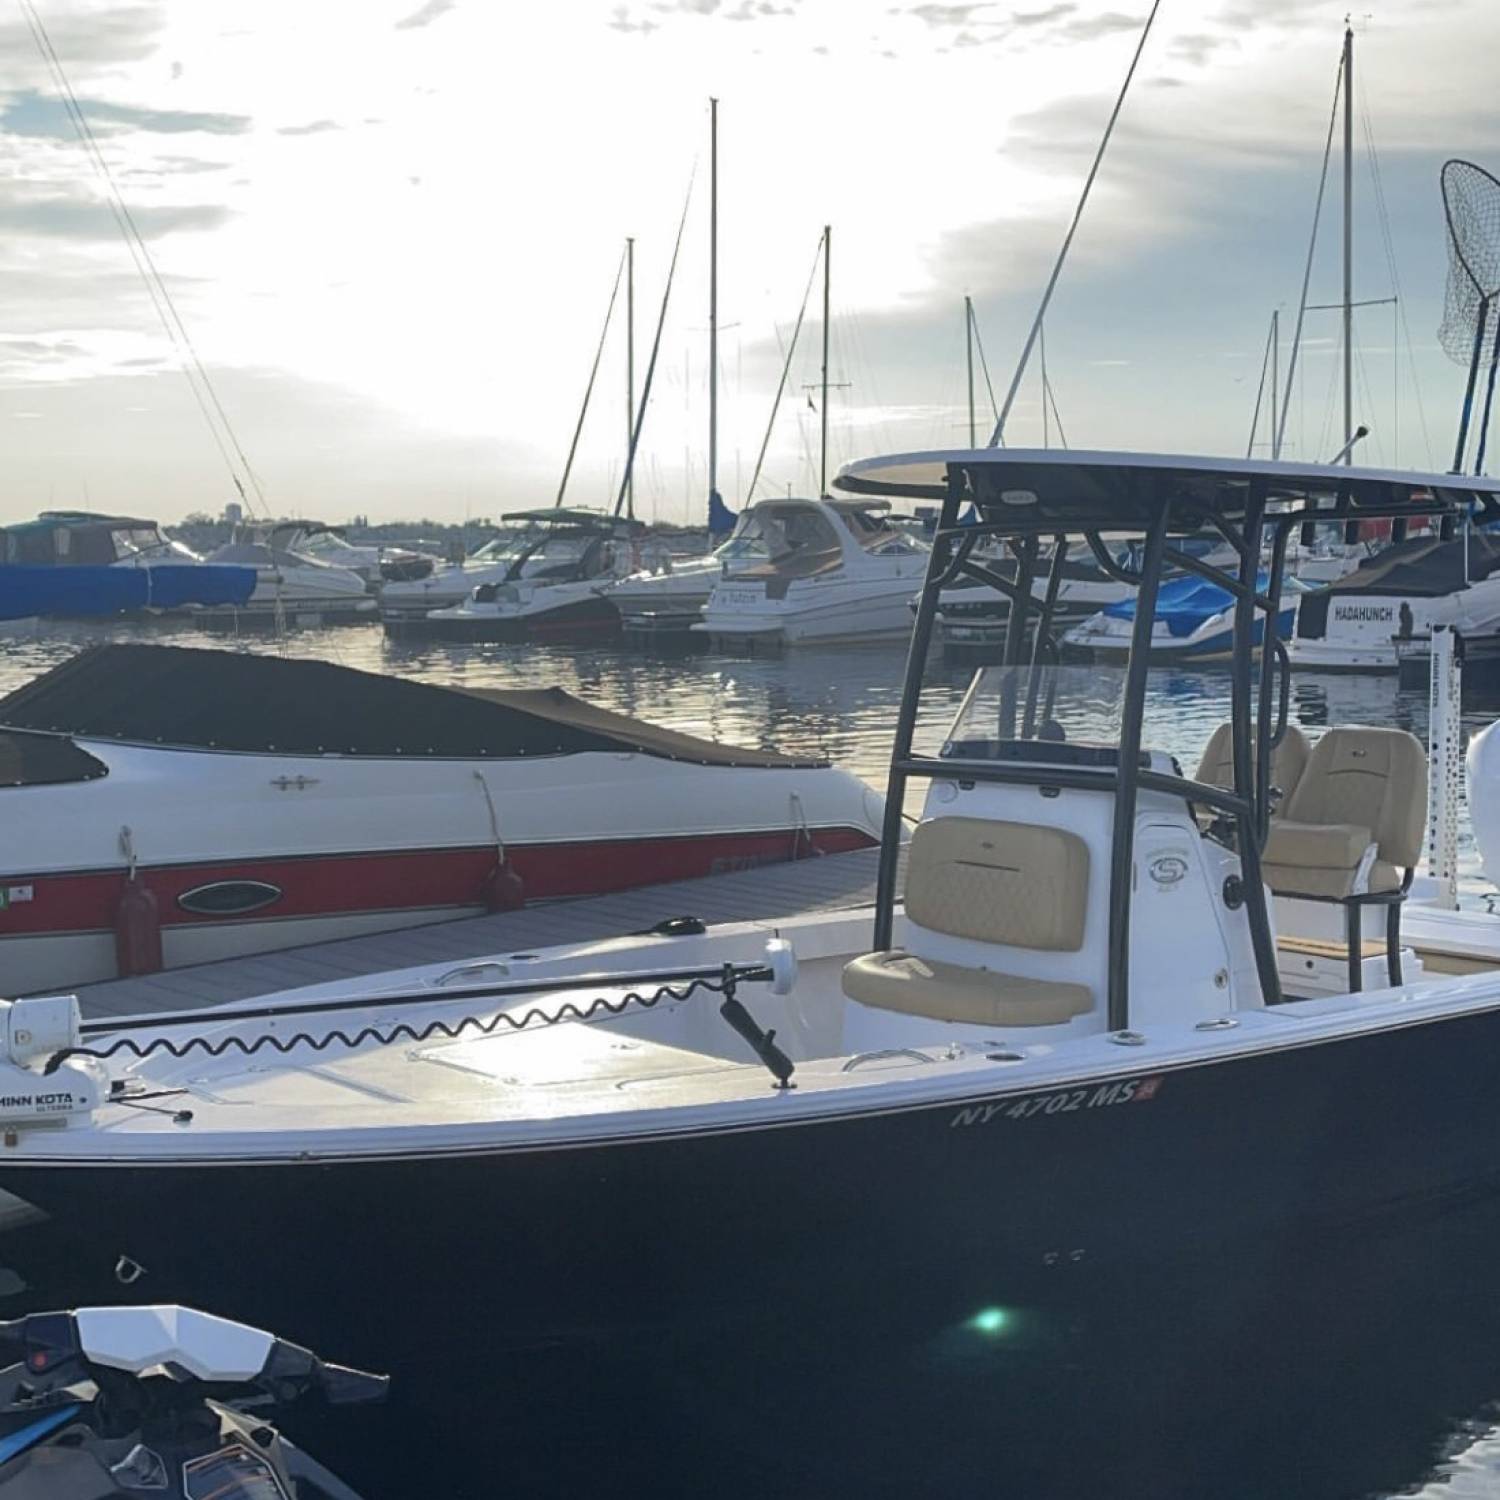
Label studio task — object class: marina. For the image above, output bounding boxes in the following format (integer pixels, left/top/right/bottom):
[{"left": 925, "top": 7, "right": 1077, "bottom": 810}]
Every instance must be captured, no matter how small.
[{"left": 7, "top": 1, "right": 1500, "bottom": 1496}]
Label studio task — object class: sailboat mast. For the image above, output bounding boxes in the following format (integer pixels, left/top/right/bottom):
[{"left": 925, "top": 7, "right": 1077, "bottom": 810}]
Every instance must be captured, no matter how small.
[
  {"left": 1270, "top": 308, "right": 1280, "bottom": 458},
  {"left": 626, "top": 237, "right": 635, "bottom": 519},
  {"left": 965, "top": 295, "right": 975, "bottom": 447},
  {"left": 708, "top": 97, "right": 719, "bottom": 523},
  {"left": 1342, "top": 23, "right": 1354, "bottom": 463},
  {"left": 820, "top": 225, "right": 831, "bottom": 495}
]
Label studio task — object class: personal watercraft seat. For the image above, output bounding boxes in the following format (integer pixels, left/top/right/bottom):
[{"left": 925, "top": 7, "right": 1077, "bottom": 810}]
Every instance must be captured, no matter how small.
[
  {"left": 842, "top": 816, "right": 1094, "bottom": 1026},
  {"left": 1260, "top": 726, "right": 1426, "bottom": 990}
]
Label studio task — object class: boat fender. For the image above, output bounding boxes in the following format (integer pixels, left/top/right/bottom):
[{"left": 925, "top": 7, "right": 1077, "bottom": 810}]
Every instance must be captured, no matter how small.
[
  {"left": 114, "top": 826, "right": 162, "bottom": 979},
  {"left": 481, "top": 859, "right": 526, "bottom": 913},
  {"left": 764, "top": 936, "right": 798, "bottom": 995}
]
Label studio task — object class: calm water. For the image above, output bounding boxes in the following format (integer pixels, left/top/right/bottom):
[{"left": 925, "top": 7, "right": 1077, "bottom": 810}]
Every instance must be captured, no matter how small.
[{"left": 5, "top": 617, "right": 1500, "bottom": 1498}]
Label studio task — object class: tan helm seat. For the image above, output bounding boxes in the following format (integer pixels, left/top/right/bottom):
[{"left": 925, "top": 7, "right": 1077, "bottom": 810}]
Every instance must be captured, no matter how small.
[
  {"left": 843, "top": 951, "right": 1091, "bottom": 1026},
  {"left": 1259, "top": 726, "right": 1427, "bottom": 990},
  {"left": 842, "top": 816, "right": 1094, "bottom": 1026}
]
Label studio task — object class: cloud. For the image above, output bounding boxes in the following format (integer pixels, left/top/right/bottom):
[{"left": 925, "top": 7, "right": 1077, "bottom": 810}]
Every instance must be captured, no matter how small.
[
  {"left": 0, "top": 197, "right": 230, "bottom": 241},
  {"left": 1012, "top": 3, "right": 1075, "bottom": 22},
  {"left": 906, "top": 3, "right": 988, "bottom": 25},
  {"left": 277, "top": 119, "right": 341, "bottom": 137},
  {"left": 0, "top": 5, "right": 163, "bottom": 68},
  {"left": 608, "top": 5, "right": 659, "bottom": 32},
  {"left": 0, "top": 91, "right": 250, "bottom": 140},
  {"left": 394, "top": 0, "right": 457, "bottom": 29},
  {"left": 1053, "top": 9, "right": 1140, "bottom": 41}
]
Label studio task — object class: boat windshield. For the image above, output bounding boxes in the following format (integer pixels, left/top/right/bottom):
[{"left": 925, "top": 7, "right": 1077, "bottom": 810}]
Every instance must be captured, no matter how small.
[
  {"left": 836, "top": 505, "right": 924, "bottom": 555},
  {"left": 110, "top": 526, "right": 175, "bottom": 560},
  {"left": 469, "top": 523, "right": 546, "bottom": 565},
  {"left": 724, "top": 504, "right": 843, "bottom": 577},
  {"left": 713, "top": 512, "right": 772, "bottom": 566},
  {"left": 934, "top": 661, "right": 1129, "bottom": 762}
]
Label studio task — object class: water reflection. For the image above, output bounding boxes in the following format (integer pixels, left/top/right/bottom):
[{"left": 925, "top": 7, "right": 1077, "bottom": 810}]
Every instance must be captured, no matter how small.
[
  {"left": 0, "top": 621, "right": 1494, "bottom": 899},
  {"left": 5, "top": 622, "right": 1500, "bottom": 1494}
]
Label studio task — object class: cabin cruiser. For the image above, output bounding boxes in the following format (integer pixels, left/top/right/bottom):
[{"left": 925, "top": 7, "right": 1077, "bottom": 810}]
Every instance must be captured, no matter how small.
[
  {"left": 281, "top": 523, "right": 438, "bottom": 584},
  {"left": 695, "top": 496, "right": 929, "bottom": 648},
  {"left": 10, "top": 452, "right": 1500, "bottom": 1381},
  {"left": 205, "top": 521, "right": 375, "bottom": 621},
  {"left": 409, "top": 509, "right": 650, "bottom": 640},
  {"left": 1062, "top": 571, "right": 1307, "bottom": 662},
  {"left": 1289, "top": 529, "right": 1500, "bottom": 672},
  {"left": 0, "top": 511, "right": 255, "bottom": 619},
  {"left": 0, "top": 642, "right": 881, "bottom": 993}
]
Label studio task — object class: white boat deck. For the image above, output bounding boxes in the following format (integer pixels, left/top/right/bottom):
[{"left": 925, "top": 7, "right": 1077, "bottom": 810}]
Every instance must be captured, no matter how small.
[{"left": 70, "top": 847, "right": 893, "bottom": 1019}]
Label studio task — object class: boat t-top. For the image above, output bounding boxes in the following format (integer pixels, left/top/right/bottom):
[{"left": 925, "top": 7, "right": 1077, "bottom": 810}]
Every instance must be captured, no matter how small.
[
  {"left": 695, "top": 494, "right": 929, "bottom": 648},
  {"left": 11, "top": 449, "right": 1500, "bottom": 1386},
  {"left": 410, "top": 508, "right": 650, "bottom": 640}
]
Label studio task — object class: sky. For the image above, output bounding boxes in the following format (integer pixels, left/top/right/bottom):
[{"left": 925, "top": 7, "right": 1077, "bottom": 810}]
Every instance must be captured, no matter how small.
[{"left": 1, "top": 0, "right": 1500, "bottom": 528}]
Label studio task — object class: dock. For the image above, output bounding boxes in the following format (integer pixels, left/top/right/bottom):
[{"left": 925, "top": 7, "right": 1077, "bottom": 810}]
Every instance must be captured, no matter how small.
[{"left": 72, "top": 847, "right": 890, "bottom": 1020}]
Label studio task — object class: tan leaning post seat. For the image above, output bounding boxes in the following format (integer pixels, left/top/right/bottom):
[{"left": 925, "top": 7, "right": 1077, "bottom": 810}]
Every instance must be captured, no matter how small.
[
  {"left": 842, "top": 816, "right": 1094, "bottom": 1026},
  {"left": 1195, "top": 722, "right": 1311, "bottom": 809},
  {"left": 1261, "top": 726, "right": 1426, "bottom": 899}
]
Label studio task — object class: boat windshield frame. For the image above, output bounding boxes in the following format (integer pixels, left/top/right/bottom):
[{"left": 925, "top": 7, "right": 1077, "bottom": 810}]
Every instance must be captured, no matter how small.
[{"left": 837, "top": 448, "right": 1500, "bottom": 1031}]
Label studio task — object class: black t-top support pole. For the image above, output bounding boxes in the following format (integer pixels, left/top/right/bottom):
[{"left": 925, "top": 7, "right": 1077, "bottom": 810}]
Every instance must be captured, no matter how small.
[
  {"left": 1106, "top": 484, "right": 1169, "bottom": 1032},
  {"left": 873, "top": 468, "right": 963, "bottom": 951}
]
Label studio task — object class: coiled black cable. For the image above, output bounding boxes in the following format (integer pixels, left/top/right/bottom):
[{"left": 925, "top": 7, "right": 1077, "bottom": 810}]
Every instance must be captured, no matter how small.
[{"left": 46, "top": 962, "right": 773, "bottom": 1076}]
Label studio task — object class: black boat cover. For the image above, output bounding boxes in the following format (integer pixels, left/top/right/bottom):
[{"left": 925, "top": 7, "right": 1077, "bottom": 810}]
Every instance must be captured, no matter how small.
[
  {"left": 1323, "top": 531, "right": 1500, "bottom": 598},
  {"left": 0, "top": 730, "right": 108, "bottom": 788},
  {"left": 0, "top": 645, "right": 824, "bottom": 767}
]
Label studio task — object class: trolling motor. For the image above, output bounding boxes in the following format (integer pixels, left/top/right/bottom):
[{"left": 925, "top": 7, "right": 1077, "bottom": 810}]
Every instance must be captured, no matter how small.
[
  {"left": 0, "top": 1304, "right": 386, "bottom": 1498},
  {"left": 0, "top": 997, "right": 102, "bottom": 1131}
]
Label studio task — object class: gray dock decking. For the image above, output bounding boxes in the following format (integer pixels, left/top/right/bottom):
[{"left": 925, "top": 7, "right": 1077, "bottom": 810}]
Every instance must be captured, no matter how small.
[{"left": 73, "top": 847, "right": 891, "bottom": 1019}]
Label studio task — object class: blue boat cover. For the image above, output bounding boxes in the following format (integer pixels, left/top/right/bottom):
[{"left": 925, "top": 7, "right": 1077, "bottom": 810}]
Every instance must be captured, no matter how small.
[
  {"left": 1104, "top": 572, "right": 1271, "bottom": 638},
  {"left": 0, "top": 565, "right": 255, "bottom": 621}
]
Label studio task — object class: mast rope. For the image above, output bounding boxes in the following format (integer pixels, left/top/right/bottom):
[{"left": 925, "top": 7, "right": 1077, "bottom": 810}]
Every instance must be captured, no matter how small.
[
  {"left": 1360, "top": 105, "right": 1433, "bottom": 467},
  {"left": 615, "top": 163, "right": 696, "bottom": 517},
  {"left": 1276, "top": 47, "right": 1344, "bottom": 462},
  {"left": 746, "top": 231, "right": 823, "bottom": 501},
  {"left": 555, "top": 244, "right": 626, "bottom": 508},
  {"left": 988, "top": 0, "right": 1161, "bottom": 445},
  {"left": 20, "top": 1, "right": 268, "bottom": 514}
]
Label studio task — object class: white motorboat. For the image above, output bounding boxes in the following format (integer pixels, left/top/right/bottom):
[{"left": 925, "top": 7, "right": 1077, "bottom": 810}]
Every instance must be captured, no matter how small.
[
  {"left": 1289, "top": 529, "right": 1500, "bottom": 672},
  {"left": 205, "top": 521, "right": 376, "bottom": 621},
  {"left": 695, "top": 496, "right": 929, "bottom": 648},
  {"left": 0, "top": 642, "right": 884, "bottom": 995},
  {"left": 597, "top": 517, "right": 763, "bottom": 633},
  {"left": 12, "top": 451, "right": 1500, "bottom": 1400},
  {"left": 409, "top": 509, "right": 649, "bottom": 640},
  {"left": 281, "top": 523, "right": 439, "bottom": 585}
]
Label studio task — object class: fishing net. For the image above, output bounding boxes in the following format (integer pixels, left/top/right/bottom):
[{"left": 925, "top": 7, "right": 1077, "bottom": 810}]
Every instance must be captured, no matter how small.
[{"left": 1439, "top": 159, "right": 1500, "bottom": 365}]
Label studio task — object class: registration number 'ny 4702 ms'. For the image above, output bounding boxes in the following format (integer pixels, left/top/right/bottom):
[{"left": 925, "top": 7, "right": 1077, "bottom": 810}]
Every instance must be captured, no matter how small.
[{"left": 949, "top": 1076, "right": 1164, "bottom": 1128}]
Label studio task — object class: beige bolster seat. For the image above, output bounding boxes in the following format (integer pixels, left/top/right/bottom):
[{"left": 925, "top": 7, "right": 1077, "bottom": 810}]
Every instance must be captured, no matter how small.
[
  {"left": 1259, "top": 725, "right": 1426, "bottom": 990},
  {"left": 842, "top": 816, "right": 1094, "bottom": 1027},
  {"left": 1261, "top": 727, "right": 1425, "bottom": 900},
  {"left": 1195, "top": 722, "right": 1311, "bottom": 811}
]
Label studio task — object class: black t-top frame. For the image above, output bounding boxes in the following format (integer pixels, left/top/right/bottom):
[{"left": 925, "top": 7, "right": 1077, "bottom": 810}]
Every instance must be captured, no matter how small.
[{"left": 836, "top": 450, "right": 1500, "bottom": 1031}]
